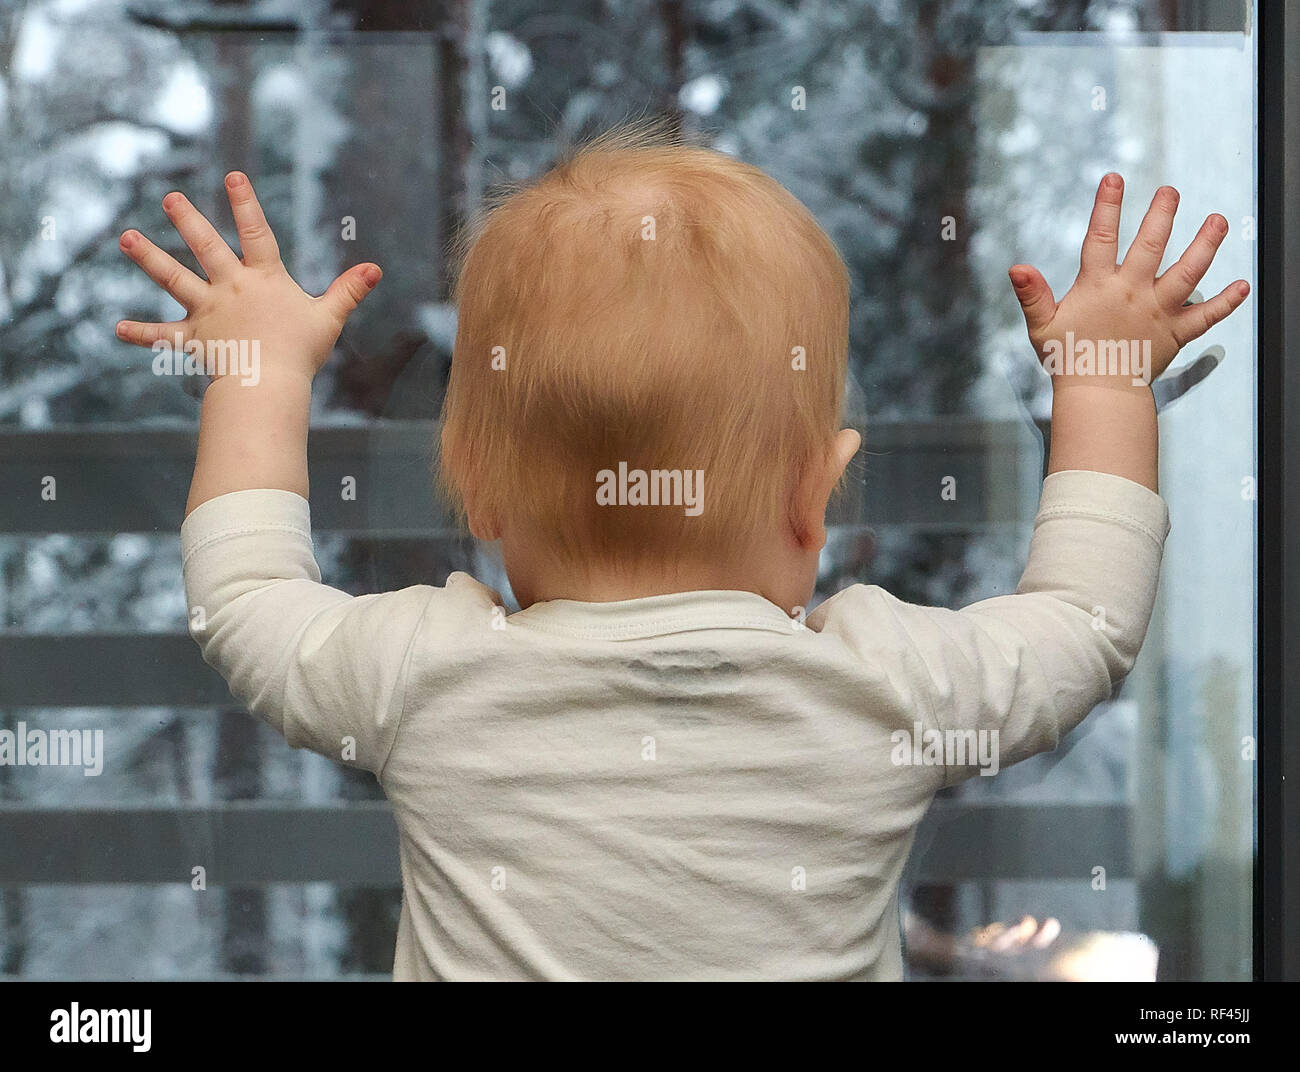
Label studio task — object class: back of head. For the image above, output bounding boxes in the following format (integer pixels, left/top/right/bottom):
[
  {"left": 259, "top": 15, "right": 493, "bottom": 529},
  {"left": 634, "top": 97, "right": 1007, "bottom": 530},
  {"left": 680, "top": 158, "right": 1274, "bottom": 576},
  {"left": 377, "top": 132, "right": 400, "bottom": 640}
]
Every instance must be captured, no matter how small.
[{"left": 440, "top": 125, "right": 849, "bottom": 571}]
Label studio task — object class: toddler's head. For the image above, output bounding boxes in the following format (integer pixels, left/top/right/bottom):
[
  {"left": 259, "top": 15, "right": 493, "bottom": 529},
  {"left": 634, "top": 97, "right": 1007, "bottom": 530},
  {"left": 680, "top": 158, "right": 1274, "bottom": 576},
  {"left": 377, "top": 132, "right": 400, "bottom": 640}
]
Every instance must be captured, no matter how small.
[{"left": 440, "top": 126, "right": 859, "bottom": 609}]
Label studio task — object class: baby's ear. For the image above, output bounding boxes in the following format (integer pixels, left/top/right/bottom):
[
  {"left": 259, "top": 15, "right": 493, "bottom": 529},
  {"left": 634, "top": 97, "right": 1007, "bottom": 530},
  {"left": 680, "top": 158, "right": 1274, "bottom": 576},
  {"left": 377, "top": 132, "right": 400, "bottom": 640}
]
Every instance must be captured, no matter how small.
[
  {"left": 466, "top": 508, "right": 501, "bottom": 542},
  {"left": 460, "top": 485, "right": 501, "bottom": 541},
  {"left": 792, "top": 429, "right": 862, "bottom": 552},
  {"left": 830, "top": 428, "right": 862, "bottom": 482}
]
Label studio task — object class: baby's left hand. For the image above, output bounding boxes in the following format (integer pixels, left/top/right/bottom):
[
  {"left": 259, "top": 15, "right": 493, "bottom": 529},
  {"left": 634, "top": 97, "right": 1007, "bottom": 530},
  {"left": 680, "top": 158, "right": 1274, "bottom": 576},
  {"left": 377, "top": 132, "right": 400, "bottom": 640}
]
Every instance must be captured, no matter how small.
[
  {"left": 116, "top": 171, "right": 381, "bottom": 381},
  {"left": 1010, "top": 174, "right": 1249, "bottom": 388}
]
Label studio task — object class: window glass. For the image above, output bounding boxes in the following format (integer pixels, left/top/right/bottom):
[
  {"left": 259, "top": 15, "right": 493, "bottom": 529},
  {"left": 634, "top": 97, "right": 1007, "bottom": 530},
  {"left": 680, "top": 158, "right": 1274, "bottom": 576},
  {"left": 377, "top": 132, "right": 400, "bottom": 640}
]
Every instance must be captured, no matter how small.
[{"left": 0, "top": 0, "right": 1256, "bottom": 979}]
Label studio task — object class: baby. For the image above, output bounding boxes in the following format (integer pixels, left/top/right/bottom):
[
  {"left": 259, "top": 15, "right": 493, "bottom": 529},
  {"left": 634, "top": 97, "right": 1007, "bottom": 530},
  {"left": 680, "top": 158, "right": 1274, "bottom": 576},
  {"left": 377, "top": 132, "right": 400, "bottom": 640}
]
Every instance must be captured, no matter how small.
[{"left": 116, "top": 129, "right": 1247, "bottom": 980}]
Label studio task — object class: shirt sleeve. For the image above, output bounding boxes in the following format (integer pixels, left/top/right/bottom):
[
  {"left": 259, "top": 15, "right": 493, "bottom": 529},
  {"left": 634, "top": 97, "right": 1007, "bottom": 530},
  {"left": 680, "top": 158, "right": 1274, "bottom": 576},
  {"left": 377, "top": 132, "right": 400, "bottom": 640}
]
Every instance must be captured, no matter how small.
[
  {"left": 181, "top": 488, "right": 439, "bottom": 775},
  {"left": 811, "top": 469, "right": 1170, "bottom": 785}
]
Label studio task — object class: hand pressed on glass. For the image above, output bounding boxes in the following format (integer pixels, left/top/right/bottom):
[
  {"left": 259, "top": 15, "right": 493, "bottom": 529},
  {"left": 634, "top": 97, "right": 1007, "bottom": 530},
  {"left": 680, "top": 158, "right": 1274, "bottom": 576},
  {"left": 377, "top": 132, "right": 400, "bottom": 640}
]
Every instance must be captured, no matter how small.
[
  {"left": 1009, "top": 173, "right": 1249, "bottom": 387},
  {"left": 1008, "top": 174, "right": 1249, "bottom": 493},
  {"left": 115, "top": 171, "right": 381, "bottom": 382}
]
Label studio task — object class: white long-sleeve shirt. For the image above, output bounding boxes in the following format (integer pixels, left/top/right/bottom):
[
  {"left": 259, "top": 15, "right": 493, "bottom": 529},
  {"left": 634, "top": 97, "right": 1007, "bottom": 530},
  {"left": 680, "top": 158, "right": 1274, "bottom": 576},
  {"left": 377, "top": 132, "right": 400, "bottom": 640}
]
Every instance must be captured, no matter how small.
[{"left": 180, "top": 468, "right": 1169, "bottom": 980}]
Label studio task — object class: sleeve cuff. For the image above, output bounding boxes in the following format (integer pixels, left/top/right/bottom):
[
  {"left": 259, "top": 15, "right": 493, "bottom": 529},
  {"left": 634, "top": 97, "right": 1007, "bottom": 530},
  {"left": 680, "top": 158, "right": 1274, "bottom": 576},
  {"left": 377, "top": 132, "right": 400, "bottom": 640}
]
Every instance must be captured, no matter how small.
[
  {"left": 180, "top": 488, "right": 312, "bottom": 566},
  {"left": 1037, "top": 469, "right": 1171, "bottom": 547}
]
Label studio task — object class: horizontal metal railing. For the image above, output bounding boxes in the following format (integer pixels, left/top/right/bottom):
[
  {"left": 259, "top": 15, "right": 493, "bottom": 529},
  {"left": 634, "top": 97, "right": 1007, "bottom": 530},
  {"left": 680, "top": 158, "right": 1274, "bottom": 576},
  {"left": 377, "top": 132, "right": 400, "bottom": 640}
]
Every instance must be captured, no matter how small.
[
  {"left": 0, "top": 417, "right": 1083, "bottom": 888},
  {"left": 0, "top": 418, "right": 1040, "bottom": 534},
  {"left": 0, "top": 801, "right": 1130, "bottom": 886},
  {"left": 0, "top": 418, "right": 1039, "bottom": 703}
]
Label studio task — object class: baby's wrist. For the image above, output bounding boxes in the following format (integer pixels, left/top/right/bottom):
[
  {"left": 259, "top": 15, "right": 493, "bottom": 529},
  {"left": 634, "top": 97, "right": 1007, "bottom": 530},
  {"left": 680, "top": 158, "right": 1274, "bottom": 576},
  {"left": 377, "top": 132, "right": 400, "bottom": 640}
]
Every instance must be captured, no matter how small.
[
  {"left": 201, "top": 362, "right": 314, "bottom": 405},
  {"left": 1046, "top": 378, "right": 1158, "bottom": 491},
  {"left": 1036, "top": 327, "right": 1171, "bottom": 392},
  {"left": 1048, "top": 373, "right": 1156, "bottom": 397}
]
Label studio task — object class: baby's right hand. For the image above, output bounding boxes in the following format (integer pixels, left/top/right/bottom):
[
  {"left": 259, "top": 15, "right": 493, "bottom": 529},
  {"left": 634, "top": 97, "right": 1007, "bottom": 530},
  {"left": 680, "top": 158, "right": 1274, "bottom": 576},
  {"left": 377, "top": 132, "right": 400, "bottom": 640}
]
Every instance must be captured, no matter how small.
[{"left": 1008, "top": 174, "right": 1249, "bottom": 389}]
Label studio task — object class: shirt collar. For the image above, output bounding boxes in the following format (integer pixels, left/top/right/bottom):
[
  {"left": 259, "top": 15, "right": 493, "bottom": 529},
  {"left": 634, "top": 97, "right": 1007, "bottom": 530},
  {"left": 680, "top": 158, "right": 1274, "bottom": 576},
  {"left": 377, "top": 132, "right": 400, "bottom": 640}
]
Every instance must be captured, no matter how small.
[{"left": 507, "top": 588, "right": 799, "bottom": 641}]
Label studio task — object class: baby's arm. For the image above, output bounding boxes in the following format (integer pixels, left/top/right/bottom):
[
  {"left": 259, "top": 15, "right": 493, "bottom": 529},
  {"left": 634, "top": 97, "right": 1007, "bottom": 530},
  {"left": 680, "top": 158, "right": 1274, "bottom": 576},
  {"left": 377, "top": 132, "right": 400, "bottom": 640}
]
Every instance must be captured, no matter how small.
[
  {"left": 115, "top": 172, "right": 381, "bottom": 516},
  {"left": 816, "top": 177, "right": 1248, "bottom": 783},
  {"left": 816, "top": 473, "right": 1169, "bottom": 783},
  {"left": 1009, "top": 173, "right": 1249, "bottom": 491},
  {"left": 116, "top": 175, "right": 430, "bottom": 772}
]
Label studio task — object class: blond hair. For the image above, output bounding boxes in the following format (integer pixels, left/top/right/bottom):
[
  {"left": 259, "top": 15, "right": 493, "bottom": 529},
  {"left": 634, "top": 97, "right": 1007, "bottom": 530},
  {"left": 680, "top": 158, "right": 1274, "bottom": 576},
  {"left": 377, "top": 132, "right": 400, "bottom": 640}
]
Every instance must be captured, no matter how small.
[{"left": 439, "top": 125, "right": 849, "bottom": 570}]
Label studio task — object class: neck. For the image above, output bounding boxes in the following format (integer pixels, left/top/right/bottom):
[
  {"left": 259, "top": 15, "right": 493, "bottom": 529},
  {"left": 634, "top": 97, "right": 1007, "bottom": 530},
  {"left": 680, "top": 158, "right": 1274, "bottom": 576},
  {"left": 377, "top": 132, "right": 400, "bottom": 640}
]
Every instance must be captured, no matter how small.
[{"left": 499, "top": 532, "right": 813, "bottom": 613}]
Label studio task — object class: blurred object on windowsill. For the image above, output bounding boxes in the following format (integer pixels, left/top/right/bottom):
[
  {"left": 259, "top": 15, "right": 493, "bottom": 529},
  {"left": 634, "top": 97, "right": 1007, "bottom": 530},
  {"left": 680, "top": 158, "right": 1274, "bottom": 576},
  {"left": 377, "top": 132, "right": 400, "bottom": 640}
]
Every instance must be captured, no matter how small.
[{"left": 905, "top": 910, "right": 1158, "bottom": 981}]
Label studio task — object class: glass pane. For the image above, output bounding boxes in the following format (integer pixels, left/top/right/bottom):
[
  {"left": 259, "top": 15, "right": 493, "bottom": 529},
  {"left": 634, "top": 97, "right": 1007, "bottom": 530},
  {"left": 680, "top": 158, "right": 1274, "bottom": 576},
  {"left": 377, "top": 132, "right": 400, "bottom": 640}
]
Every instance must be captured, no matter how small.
[
  {"left": 898, "top": 27, "right": 1257, "bottom": 981},
  {"left": 0, "top": 0, "right": 1257, "bottom": 979}
]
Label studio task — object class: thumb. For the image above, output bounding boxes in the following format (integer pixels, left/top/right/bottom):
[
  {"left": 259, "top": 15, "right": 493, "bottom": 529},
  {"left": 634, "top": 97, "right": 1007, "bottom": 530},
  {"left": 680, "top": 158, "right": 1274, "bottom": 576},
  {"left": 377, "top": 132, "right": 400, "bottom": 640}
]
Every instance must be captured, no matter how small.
[
  {"left": 323, "top": 263, "right": 382, "bottom": 321},
  {"left": 1008, "top": 264, "right": 1056, "bottom": 335}
]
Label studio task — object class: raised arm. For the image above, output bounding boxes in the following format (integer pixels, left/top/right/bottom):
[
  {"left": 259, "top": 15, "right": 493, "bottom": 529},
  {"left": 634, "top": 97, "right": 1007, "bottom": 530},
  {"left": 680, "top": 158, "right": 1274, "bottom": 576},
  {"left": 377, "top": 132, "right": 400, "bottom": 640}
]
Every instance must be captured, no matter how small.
[
  {"left": 115, "top": 175, "right": 426, "bottom": 774},
  {"left": 817, "top": 176, "right": 1248, "bottom": 784}
]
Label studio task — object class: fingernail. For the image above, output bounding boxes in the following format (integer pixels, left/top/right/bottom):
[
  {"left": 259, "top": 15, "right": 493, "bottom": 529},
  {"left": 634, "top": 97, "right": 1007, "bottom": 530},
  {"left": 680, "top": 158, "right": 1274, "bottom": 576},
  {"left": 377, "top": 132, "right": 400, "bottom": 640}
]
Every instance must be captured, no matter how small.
[
  {"left": 119, "top": 230, "right": 136, "bottom": 249},
  {"left": 163, "top": 192, "right": 183, "bottom": 211},
  {"left": 363, "top": 264, "right": 382, "bottom": 286},
  {"left": 226, "top": 172, "right": 247, "bottom": 188},
  {"left": 1105, "top": 172, "right": 1122, "bottom": 188},
  {"left": 115, "top": 322, "right": 128, "bottom": 339}
]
